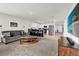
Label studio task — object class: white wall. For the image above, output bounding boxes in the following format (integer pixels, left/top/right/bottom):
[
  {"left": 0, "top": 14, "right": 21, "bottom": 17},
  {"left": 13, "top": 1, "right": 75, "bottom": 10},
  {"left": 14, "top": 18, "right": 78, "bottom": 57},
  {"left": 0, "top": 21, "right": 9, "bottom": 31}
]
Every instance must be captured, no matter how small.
[
  {"left": 0, "top": 13, "right": 32, "bottom": 32},
  {"left": 31, "top": 23, "right": 42, "bottom": 29}
]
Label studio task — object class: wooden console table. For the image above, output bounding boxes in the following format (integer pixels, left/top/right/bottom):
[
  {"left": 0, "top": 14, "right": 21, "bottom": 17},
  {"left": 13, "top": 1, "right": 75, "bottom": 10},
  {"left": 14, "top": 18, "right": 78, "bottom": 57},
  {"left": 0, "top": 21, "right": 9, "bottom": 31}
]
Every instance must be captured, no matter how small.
[{"left": 58, "top": 45, "right": 79, "bottom": 56}]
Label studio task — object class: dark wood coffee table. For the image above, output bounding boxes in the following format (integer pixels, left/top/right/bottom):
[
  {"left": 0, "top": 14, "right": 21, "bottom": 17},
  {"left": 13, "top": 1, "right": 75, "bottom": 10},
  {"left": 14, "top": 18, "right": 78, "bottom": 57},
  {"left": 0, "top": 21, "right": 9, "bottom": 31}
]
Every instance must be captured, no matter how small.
[{"left": 20, "top": 36, "right": 38, "bottom": 44}]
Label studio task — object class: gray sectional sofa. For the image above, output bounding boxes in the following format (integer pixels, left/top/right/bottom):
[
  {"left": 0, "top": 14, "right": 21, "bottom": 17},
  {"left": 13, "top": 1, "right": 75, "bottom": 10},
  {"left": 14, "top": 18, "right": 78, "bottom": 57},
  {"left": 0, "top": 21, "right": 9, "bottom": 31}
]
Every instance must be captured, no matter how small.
[{"left": 2, "top": 30, "right": 28, "bottom": 44}]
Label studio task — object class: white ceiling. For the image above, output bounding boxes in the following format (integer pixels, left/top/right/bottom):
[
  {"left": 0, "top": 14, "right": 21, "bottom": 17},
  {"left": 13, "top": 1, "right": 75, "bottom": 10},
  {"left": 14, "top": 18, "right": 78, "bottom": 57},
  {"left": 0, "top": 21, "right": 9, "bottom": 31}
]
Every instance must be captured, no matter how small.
[{"left": 0, "top": 3, "right": 76, "bottom": 24}]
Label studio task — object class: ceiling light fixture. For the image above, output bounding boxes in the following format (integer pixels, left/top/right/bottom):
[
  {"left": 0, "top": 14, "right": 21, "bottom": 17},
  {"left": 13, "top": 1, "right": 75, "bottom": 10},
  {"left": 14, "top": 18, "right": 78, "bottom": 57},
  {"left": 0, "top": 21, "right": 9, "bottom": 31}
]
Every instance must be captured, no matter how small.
[{"left": 29, "top": 11, "right": 33, "bottom": 15}]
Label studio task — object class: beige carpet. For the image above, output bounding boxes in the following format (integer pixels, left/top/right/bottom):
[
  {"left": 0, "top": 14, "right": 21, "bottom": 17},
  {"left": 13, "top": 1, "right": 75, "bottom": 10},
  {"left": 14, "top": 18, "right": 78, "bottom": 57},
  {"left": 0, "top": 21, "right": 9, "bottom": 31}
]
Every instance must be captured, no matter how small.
[{"left": 0, "top": 35, "right": 59, "bottom": 56}]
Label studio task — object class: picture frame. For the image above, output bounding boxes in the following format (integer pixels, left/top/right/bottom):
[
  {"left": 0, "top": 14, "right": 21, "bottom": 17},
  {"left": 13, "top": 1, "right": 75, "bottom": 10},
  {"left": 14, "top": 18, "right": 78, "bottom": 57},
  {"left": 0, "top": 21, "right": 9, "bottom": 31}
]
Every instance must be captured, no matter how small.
[{"left": 10, "top": 22, "right": 18, "bottom": 27}]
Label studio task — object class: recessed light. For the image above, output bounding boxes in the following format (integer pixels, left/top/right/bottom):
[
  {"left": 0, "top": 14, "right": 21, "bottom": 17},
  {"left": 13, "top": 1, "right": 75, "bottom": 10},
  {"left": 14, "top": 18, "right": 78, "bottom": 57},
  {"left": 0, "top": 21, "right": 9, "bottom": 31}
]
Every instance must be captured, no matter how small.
[{"left": 29, "top": 11, "right": 33, "bottom": 15}]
